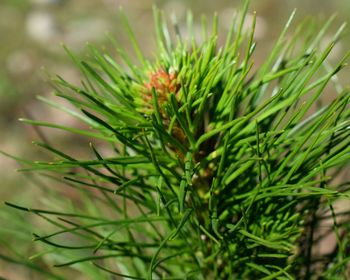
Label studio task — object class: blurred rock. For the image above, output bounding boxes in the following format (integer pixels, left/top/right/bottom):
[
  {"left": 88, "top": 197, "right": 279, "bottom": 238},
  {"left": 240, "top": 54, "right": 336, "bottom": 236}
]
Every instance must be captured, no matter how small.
[
  {"left": 26, "top": 11, "right": 58, "bottom": 44},
  {"left": 163, "top": 1, "right": 187, "bottom": 20}
]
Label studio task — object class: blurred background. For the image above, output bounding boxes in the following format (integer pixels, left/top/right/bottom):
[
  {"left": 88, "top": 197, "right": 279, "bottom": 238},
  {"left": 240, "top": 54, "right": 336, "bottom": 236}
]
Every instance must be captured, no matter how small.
[{"left": 1, "top": 0, "right": 350, "bottom": 279}]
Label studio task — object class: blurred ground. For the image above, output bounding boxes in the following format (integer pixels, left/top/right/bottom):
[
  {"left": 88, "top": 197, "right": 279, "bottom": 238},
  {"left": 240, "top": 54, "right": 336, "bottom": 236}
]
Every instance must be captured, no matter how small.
[{"left": 1, "top": 0, "right": 350, "bottom": 279}]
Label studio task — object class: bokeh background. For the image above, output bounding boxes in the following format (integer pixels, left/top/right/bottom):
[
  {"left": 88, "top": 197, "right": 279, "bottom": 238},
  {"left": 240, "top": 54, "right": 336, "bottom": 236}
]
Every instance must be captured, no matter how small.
[{"left": 1, "top": 0, "right": 350, "bottom": 279}]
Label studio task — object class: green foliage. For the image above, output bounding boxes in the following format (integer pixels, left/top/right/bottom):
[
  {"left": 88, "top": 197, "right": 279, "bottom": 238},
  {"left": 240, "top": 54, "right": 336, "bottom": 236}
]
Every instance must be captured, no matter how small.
[{"left": 2, "top": 1, "right": 350, "bottom": 279}]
